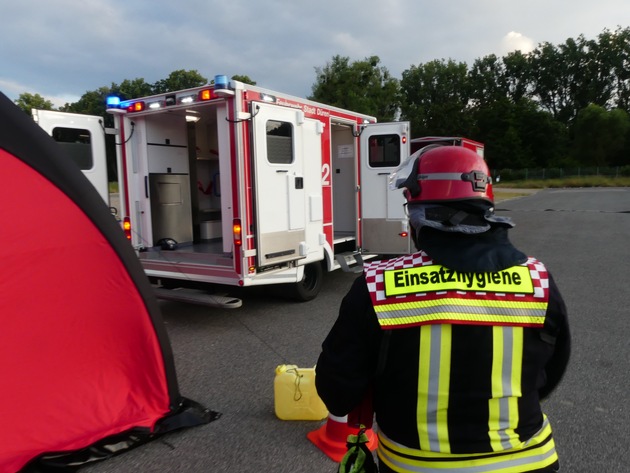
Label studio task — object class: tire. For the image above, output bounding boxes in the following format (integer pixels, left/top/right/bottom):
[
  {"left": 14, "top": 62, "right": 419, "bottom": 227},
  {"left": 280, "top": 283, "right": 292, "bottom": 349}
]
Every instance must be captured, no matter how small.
[{"left": 290, "top": 262, "right": 324, "bottom": 302}]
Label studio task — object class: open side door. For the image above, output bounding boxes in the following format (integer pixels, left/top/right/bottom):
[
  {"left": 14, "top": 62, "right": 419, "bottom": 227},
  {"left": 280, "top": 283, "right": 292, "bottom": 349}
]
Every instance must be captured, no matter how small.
[
  {"left": 359, "top": 122, "right": 411, "bottom": 255},
  {"left": 251, "top": 102, "right": 322, "bottom": 267},
  {"left": 32, "top": 110, "right": 109, "bottom": 205}
]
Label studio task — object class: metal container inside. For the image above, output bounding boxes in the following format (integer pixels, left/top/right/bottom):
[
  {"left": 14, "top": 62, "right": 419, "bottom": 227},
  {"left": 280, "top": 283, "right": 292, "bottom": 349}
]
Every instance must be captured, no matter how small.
[{"left": 149, "top": 173, "right": 193, "bottom": 244}]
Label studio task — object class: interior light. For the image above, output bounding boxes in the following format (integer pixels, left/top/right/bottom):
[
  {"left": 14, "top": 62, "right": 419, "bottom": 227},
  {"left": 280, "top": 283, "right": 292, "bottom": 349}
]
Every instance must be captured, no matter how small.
[{"left": 185, "top": 110, "right": 201, "bottom": 123}]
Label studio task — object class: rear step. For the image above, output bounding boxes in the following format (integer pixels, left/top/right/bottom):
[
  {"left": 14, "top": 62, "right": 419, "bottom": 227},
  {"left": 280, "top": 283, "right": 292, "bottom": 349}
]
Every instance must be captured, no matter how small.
[
  {"left": 335, "top": 251, "right": 365, "bottom": 274},
  {"left": 154, "top": 287, "right": 242, "bottom": 309}
]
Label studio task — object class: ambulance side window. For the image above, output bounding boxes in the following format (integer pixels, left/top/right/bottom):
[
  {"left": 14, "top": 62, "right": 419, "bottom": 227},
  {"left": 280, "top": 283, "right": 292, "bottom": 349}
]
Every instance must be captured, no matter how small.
[
  {"left": 369, "top": 134, "right": 400, "bottom": 168},
  {"left": 52, "top": 127, "right": 94, "bottom": 171},
  {"left": 266, "top": 120, "right": 294, "bottom": 164}
]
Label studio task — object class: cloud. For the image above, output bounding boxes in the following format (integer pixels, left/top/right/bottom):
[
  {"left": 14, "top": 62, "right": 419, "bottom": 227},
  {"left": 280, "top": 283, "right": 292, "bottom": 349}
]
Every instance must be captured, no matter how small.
[
  {"left": 500, "top": 31, "right": 536, "bottom": 56},
  {"left": 3, "top": 0, "right": 630, "bottom": 107},
  {"left": 0, "top": 79, "right": 27, "bottom": 101},
  {"left": 331, "top": 32, "right": 365, "bottom": 57}
]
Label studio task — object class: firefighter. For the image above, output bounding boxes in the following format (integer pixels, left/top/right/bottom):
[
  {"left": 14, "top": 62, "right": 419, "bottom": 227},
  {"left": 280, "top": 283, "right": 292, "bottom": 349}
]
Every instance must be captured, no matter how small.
[{"left": 315, "top": 145, "right": 570, "bottom": 473}]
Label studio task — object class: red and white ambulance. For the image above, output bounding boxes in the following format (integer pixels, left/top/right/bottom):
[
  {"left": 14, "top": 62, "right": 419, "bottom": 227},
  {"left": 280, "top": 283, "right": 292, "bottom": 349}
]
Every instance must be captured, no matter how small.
[{"left": 35, "top": 76, "right": 483, "bottom": 307}]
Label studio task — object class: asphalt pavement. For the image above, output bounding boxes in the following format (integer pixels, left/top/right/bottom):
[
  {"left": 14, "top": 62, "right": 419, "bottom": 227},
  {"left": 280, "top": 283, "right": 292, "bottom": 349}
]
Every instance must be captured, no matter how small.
[{"left": 82, "top": 187, "right": 630, "bottom": 473}]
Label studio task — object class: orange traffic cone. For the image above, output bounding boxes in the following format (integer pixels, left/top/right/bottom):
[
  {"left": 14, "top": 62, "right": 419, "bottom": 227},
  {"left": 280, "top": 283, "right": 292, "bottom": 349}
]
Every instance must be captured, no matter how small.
[{"left": 307, "top": 413, "right": 378, "bottom": 462}]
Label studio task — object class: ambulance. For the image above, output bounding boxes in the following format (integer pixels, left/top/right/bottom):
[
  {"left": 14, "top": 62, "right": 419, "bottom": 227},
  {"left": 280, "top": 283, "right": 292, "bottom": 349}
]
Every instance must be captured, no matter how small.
[{"left": 34, "top": 76, "right": 482, "bottom": 308}]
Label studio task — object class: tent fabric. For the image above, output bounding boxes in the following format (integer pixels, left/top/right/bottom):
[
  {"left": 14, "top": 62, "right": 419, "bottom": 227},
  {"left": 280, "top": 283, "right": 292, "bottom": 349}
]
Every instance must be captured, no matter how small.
[{"left": 0, "top": 92, "right": 214, "bottom": 473}]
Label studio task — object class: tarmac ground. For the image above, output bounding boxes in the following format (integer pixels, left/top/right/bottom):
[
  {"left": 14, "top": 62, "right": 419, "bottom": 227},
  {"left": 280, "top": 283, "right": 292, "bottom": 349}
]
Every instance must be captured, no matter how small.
[{"left": 80, "top": 187, "right": 630, "bottom": 473}]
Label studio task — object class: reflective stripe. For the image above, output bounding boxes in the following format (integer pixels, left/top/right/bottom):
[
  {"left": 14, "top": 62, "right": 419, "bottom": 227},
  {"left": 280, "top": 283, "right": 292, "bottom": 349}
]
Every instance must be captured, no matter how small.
[
  {"left": 419, "top": 172, "right": 468, "bottom": 181},
  {"left": 489, "top": 327, "right": 523, "bottom": 451},
  {"left": 377, "top": 417, "right": 557, "bottom": 472},
  {"left": 375, "top": 298, "right": 548, "bottom": 328},
  {"left": 417, "top": 325, "right": 451, "bottom": 453},
  {"left": 436, "top": 326, "right": 451, "bottom": 453},
  {"left": 417, "top": 326, "right": 431, "bottom": 450}
]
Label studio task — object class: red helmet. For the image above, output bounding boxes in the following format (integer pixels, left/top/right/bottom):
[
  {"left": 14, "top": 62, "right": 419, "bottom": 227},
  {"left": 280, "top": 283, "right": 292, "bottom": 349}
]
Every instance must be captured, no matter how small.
[{"left": 392, "top": 146, "right": 494, "bottom": 205}]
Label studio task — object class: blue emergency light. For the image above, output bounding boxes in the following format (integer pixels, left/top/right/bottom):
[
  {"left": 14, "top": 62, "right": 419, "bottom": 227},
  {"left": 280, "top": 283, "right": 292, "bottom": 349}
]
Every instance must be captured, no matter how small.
[
  {"left": 106, "top": 96, "right": 120, "bottom": 108},
  {"left": 214, "top": 75, "right": 229, "bottom": 89}
]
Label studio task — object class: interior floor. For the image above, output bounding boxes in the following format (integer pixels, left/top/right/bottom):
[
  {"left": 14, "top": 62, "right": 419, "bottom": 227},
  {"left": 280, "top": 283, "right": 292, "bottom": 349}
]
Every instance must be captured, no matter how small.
[{"left": 139, "top": 241, "right": 233, "bottom": 267}]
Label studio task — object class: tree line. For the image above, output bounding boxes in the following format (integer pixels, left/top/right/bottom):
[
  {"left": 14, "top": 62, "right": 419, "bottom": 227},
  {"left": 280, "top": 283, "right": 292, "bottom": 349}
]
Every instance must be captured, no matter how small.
[
  {"left": 15, "top": 26, "right": 630, "bottom": 171},
  {"left": 310, "top": 27, "right": 630, "bottom": 171}
]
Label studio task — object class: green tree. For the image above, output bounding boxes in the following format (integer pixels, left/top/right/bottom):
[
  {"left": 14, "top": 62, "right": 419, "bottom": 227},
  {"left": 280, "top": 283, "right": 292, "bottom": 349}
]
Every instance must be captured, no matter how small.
[
  {"left": 529, "top": 36, "right": 613, "bottom": 126},
  {"left": 61, "top": 78, "right": 154, "bottom": 118},
  {"left": 507, "top": 99, "right": 569, "bottom": 168},
  {"left": 529, "top": 42, "right": 568, "bottom": 121},
  {"left": 572, "top": 104, "right": 630, "bottom": 166},
  {"left": 62, "top": 86, "right": 114, "bottom": 116},
  {"left": 472, "top": 99, "right": 530, "bottom": 169},
  {"left": 561, "top": 36, "right": 612, "bottom": 116},
  {"left": 400, "top": 59, "right": 472, "bottom": 137},
  {"left": 468, "top": 54, "right": 508, "bottom": 107},
  {"left": 469, "top": 52, "right": 568, "bottom": 170},
  {"left": 231, "top": 74, "right": 256, "bottom": 85},
  {"left": 14, "top": 92, "right": 54, "bottom": 115},
  {"left": 469, "top": 52, "right": 533, "bottom": 107},
  {"left": 502, "top": 51, "right": 533, "bottom": 103},
  {"left": 152, "top": 69, "right": 207, "bottom": 94},
  {"left": 596, "top": 27, "right": 630, "bottom": 111},
  {"left": 310, "top": 55, "right": 400, "bottom": 122},
  {"left": 116, "top": 78, "right": 154, "bottom": 101}
]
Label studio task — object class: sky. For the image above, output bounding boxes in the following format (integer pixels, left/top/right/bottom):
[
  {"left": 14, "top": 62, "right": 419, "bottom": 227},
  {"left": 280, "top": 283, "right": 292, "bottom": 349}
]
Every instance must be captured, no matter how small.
[{"left": 2, "top": 0, "right": 629, "bottom": 108}]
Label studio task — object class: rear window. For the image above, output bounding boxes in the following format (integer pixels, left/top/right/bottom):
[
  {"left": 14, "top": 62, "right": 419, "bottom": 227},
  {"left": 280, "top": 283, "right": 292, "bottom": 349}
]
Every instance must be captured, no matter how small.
[
  {"left": 52, "top": 127, "right": 94, "bottom": 171},
  {"left": 266, "top": 120, "right": 294, "bottom": 164},
  {"left": 368, "top": 134, "right": 401, "bottom": 168}
]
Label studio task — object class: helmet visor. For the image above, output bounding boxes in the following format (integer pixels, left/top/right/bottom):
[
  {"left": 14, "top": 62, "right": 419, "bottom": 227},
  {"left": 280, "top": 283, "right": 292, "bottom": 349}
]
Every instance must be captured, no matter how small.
[
  {"left": 388, "top": 144, "right": 444, "bottom": 192},
  {"left": 388, "top": 149, "right": 421, "bottom": 191}
]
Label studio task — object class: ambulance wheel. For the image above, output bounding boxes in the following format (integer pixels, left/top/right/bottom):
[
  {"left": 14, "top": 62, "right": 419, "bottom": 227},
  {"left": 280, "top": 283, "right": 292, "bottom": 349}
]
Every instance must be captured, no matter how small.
[{"left": 291, "top": 262, "right": 324, "bottom": 302}]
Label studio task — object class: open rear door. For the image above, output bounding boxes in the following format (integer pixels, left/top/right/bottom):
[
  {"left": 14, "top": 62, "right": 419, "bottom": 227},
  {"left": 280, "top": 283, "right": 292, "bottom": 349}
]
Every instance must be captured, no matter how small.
[
  {"left": 359, "top": 122, "right": 411, "bottom": 255},
  {"left": 252, "top": 102, "right": 322, "bottom": 267},
  {"left": 32, "top": 110, "right": 109, "bottom": 204}
]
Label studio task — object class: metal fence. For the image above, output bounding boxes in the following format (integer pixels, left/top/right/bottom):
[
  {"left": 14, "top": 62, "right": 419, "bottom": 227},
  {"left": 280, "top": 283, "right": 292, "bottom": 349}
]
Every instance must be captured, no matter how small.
[{"left": 494, "top": 166, "right": 630, "bottom": 181}]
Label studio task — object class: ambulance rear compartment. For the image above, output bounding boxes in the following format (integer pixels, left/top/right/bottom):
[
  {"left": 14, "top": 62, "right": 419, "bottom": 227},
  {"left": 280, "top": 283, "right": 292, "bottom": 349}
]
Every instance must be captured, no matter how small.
[
  {"left": 135, "top": 102, "right": 364, "bottom": 285},
  {"left": 136, "top": 101, "right": 235, "bottom": 276}
]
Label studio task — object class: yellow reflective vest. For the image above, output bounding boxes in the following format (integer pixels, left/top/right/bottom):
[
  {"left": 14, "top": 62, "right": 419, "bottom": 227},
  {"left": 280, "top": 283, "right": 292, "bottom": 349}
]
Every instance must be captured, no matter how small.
[{"left": 364, "top": 251, "right": 558, "bottom": 473}]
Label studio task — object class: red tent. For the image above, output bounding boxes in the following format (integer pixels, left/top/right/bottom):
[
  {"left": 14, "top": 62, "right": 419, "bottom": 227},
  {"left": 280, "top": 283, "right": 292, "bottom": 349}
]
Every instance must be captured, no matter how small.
[{"left": 0, "top": 92, "right": 216, "bottom": 472}]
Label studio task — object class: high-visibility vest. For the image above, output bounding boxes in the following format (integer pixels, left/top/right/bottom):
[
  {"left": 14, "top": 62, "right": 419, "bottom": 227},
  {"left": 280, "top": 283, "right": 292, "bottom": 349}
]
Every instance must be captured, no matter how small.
[
  {"left": 365, "top": 251, "right": 549, "bottom": 329},
  {"left": 364, "top": 252, "right": 557, "bottom": 472}
]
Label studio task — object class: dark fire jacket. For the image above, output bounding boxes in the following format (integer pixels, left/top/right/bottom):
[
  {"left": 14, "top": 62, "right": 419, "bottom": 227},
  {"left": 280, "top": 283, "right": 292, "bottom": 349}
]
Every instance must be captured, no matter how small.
[{"left": 316, "top": 227, "right": 570, "bottom": 472}]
